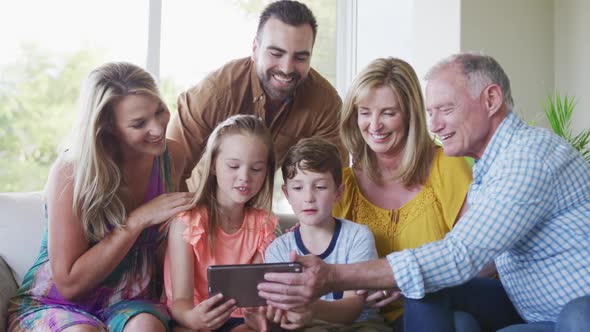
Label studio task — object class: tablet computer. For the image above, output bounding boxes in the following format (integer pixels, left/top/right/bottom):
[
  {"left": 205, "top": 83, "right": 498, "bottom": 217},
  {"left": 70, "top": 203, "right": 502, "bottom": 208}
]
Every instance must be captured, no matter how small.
[{"left": 207, "top": 262, "right": 302, "bottom": 307}]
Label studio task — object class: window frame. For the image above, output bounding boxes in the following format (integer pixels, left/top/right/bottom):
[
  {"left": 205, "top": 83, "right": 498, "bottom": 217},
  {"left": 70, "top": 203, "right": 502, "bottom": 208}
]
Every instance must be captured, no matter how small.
[{"left": 146, "top": 0, "right": 356, "bottom": 95}]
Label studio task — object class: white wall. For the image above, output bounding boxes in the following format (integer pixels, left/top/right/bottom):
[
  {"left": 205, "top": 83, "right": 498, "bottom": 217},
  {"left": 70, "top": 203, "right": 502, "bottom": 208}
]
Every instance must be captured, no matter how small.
[
  {"left": 554, "top": 0, "right": 590, "bottom": 134},
  {"left": 354, "top": 0, "right": 460, "bottom": 91},
  {"left": 353, "top": 0, "right": 588, "bottom": 133},
  {"left": 461, "top": 0, "right": 554, "bottom": 127},
  {"left": 412, "top": 0, "right": 461, "bottom": 84},
  {"left": 356, "top": 0, "right": 413, "bottom": 72}
]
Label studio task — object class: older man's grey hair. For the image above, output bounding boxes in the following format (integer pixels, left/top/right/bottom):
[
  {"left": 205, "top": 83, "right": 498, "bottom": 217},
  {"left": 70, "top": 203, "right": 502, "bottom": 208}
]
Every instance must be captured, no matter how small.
[{"left": 425, "top": 52, "right": 514, "bottom": 110}]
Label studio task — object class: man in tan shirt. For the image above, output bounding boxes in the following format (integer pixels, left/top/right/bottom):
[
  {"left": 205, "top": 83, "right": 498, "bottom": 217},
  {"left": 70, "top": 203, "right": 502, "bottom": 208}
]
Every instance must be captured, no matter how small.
[{"left": 168, "top": 0, "right": 346, "bottom": 191}]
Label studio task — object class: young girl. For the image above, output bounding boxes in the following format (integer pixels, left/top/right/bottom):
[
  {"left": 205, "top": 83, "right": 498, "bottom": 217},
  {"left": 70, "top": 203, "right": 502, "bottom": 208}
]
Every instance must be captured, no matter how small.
[
  {"left": 164, "top": 115, "right": 278, "bottom": 332},
  {"left": 7, "top": 62, "right": 193, "bottom": 332}
]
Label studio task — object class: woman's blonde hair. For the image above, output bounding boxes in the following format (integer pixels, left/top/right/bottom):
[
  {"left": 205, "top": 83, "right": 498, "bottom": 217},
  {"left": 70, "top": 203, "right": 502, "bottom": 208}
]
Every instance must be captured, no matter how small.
[
  {"left": 65, "top": 62, "right": 168, "bottom": 242},
  {"left": 340, "top": 57, "right": 435, "bottom": 186},
  {"left": 191, "top": 114, "right": 275, "bottom": 248}
]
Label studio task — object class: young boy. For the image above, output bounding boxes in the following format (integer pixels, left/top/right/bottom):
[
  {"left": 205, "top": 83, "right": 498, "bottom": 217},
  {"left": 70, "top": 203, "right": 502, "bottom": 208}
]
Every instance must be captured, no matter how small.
[{"left": 264, "top": 137, "right": 388, "bottom": 331}]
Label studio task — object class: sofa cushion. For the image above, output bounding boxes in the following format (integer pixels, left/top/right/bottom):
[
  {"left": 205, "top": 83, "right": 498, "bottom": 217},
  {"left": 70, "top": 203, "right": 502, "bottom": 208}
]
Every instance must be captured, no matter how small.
[
  {"left": 0, "top": 192, "right": 45, "bottom": 286},
  {"left": 275, "top": 213, "right": 298, "bottom": 233},
  {"left": 0, "top": 256, "right": 17, "bottom": 329}
]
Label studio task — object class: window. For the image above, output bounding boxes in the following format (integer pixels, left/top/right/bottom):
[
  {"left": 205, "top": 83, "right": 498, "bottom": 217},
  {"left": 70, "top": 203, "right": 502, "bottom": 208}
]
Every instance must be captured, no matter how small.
[
  {"left": 0, "top": 0, "right": 149, "bottom": 192},
  {"left": 0, "top": 0, "right": 339, "bottom": 215}
]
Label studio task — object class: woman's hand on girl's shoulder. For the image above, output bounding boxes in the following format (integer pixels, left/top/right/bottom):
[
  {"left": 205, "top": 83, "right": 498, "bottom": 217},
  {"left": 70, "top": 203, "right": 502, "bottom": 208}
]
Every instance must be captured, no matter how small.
[{"left": 127, "top": 192, "right": 194, "bottom": 232}]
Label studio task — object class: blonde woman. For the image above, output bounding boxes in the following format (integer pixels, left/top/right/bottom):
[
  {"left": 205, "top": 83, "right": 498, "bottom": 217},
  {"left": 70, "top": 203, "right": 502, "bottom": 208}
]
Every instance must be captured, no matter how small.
[
  {"left": 8, "top": 62, "right": 193, "bottom": 332},
  {"left": 334, "top": 57, "right": 474, "bottom": 331}
]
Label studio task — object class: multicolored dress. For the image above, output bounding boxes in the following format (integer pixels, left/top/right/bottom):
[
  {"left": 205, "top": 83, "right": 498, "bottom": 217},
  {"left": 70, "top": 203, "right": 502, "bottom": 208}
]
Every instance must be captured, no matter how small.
[{"left": 7, "top": 151, "right": 174, "bottom": 332}]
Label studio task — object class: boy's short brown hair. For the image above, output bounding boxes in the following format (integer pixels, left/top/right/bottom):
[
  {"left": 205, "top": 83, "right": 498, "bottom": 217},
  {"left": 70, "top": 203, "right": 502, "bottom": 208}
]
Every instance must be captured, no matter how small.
[{"left": 281, "top": 137, "right": 343, "bottom": 187}]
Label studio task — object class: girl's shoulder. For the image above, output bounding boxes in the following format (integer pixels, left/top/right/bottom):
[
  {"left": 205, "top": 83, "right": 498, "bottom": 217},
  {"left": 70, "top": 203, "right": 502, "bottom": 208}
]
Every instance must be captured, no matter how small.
[
  {"left": 178, "top": 205, "right": 208, "bottom": 228},
  {"left": 177, "top": 205, "right": 209, "bottom": 246}
]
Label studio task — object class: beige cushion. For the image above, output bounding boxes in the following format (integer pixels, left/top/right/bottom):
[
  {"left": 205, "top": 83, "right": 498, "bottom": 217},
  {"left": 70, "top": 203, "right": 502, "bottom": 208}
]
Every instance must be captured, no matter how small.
[
  {"left": 0, "top": 256, "right": 17, "bottom": 330},
  {"left": 0, "top": 192, "right": 45, "bottom": 286},
  {"left": 276, "top": 213, "right": 298, "bottom": 233}
]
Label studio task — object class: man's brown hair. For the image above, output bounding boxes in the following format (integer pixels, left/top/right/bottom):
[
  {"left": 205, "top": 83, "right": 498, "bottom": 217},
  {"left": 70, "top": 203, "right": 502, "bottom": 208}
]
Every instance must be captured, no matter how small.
[{"left": 281, "top": 137, "right": 343, "bottom": 187}]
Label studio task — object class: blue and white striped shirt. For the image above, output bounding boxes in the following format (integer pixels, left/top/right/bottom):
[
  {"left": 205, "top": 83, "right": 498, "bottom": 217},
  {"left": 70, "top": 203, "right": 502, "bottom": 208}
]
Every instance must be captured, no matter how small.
[{"left": 387, "top": 112, "right": 590, "bottom": 322}]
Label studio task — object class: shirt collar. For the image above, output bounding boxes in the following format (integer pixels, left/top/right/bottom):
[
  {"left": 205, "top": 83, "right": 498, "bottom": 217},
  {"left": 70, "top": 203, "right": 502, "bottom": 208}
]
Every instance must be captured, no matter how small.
[{"left": 472, "top": 111, "right": 523, "bottom": 183}]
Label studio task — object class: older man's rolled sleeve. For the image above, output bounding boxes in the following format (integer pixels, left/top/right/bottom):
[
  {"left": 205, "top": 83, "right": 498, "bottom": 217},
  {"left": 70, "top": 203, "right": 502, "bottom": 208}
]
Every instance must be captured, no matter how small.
[{"left": 387, "top": 250, "right": 426, "bottom": 299}]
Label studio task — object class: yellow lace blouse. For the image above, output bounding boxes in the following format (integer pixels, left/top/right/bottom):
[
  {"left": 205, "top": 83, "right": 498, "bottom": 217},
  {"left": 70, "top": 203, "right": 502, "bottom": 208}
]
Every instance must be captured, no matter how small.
[{"left": 333, "top": 148, "right": 472, "bottom": 321}]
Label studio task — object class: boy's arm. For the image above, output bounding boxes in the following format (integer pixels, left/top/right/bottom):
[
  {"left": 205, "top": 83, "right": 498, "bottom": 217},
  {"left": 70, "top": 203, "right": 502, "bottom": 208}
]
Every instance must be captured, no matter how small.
[
  {"left": 280, "top": 291, "right": 365, "bottom": 328},
  {"left": 309, "top": 290, "right": 365, "bottom": 324},
  {"left": 282, "top": 224, "right": 370, "bottom": 325}
]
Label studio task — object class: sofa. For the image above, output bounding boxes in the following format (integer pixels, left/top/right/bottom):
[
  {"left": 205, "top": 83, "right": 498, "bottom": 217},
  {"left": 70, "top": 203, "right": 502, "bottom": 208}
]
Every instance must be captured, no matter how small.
[
  {"left": 0, "top": 192, "right": 45, "bottom": 332},
  {"left": 0, "top": 191, "right": 296, "bottom": 331}
]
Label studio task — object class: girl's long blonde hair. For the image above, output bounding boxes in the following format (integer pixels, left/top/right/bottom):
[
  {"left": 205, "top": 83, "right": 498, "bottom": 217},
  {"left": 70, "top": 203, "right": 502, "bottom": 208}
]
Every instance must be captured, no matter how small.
[
  {"left": 64, "top": 62, "right": 168, "bottom": 242},
  {"left": 340, "top": 57, "right": 435, "bottom": 186},
  {"left": 191, "top": 115, "right": 275, "bottom": 248}
]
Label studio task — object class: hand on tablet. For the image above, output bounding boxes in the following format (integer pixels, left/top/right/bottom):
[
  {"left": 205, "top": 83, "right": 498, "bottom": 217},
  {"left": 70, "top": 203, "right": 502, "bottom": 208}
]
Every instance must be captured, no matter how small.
[
  {"left": 356, "top": 289, "right": 401, "bottom": 308},
  {"left": 259, "top": 251, "right": 330, "bottom": 310},
  {"left": 185, "top": 293, "right": 237, "bottom": 330}
]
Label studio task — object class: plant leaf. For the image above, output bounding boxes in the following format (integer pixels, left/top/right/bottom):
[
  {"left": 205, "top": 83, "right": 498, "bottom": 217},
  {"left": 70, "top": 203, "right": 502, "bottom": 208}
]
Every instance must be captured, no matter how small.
[{"left": 541, "top": 92, "right": 589, "bottom": 164}]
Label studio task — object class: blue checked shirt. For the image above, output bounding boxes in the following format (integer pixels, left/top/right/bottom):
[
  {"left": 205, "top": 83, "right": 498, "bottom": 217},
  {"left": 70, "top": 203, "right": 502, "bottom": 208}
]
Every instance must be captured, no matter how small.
[{"left": 387, "top": 112, "right": 590, "bottom": 322}]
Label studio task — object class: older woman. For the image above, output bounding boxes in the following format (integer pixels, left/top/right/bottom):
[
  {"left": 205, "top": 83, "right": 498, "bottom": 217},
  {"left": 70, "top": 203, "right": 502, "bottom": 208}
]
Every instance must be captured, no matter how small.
[{"left": 334, "top": 57, "right": 474, "bottom": 330}]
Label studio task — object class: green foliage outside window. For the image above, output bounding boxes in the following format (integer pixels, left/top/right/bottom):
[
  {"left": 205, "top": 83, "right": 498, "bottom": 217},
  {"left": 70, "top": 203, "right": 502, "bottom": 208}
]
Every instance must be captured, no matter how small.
[
  {"left": 0, "top": 1, "right": 336, "bottom": 196},
  {"left": 0, "top": 46, "right": 98, "bottom": 192}
]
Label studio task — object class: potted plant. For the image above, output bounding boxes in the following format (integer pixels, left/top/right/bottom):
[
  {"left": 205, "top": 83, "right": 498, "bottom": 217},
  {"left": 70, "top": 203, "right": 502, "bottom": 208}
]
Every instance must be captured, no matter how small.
[{"left": 542, "top": 93, "right": 590, "bottom": 163}]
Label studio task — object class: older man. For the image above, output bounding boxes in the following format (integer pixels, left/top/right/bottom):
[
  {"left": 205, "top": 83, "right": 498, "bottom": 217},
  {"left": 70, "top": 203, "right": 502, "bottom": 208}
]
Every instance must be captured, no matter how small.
[
  {"left": 168, "top": 0, "right": 346, "bottom": 191},
  {"left": 258, "top": 53, "right": 590, "bottom": 331}
]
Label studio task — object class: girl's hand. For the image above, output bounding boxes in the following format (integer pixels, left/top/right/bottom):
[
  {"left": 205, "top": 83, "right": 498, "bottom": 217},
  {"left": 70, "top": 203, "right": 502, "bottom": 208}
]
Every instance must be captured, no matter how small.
[
  {"left": 185, "top": 294, "right": 237, "bottom": 331},
  {"left": 243, "top": 306, "right": 269, "bottom": 332},
  {"left": 357, "top": 289, "right": 401, "bottom": 308},
  {"left": 128, "top": 192, "right": 193, "bottom": 230}
]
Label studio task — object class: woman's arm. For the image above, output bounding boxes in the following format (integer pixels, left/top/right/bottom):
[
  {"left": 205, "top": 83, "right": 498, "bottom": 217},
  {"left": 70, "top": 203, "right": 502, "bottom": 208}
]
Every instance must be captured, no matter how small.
[
  {"left": 276, "top": 290, "right": 365, "bottom": 329},
  {"left": 47, "top": 160, "right": 144, "bottom": 301},
  {"left": 48, "top": 160, "right": 194, "bottom": 301},
  {"left": 309, "top": 290, "right": 365, "bottom": 324}
]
